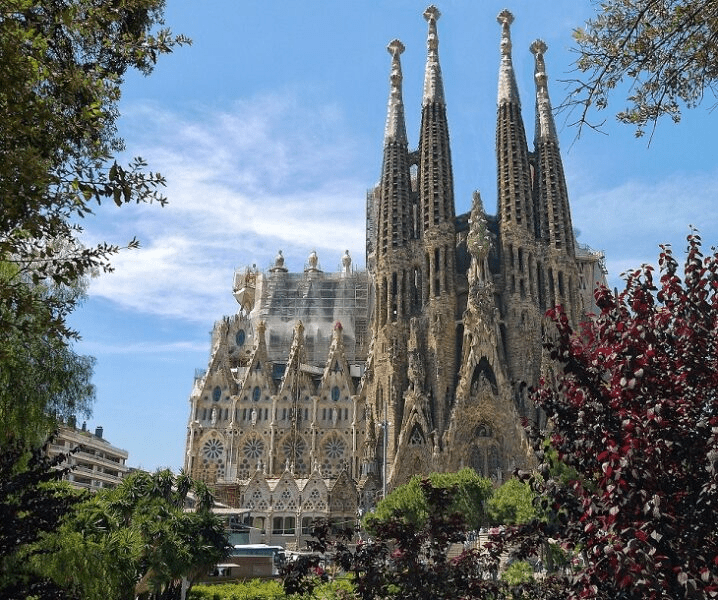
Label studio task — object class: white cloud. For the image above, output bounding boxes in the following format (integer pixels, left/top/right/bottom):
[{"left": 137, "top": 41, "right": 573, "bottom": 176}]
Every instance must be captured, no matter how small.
[
  {"left": 79, "top": 338, "right": 209, "bottom": 356},
  {"left": 83, "top": 92, "right": 371, "bottom": 322},
  {"left": 569, "top": 170, "right": 718, "bottom": 288},
  {"left": 84, "top": 90, "right": 718, "bottom": 321}
]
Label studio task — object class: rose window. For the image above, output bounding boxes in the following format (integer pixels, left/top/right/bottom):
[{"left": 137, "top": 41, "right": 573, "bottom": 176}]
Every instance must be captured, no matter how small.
[
  {"left": 281, "top": 436, "right": 306, "bottom": 459},
  {"left": 281, "top": 435, "right": 307, "bottom": 473},
  {"left": 243, "top": 437, "right": 264, "bottom": 459},
  {"left": 325, "top": 437, "right": 345, "bottom": 459},
  {"left": 202, "top": 438, "right": 224, "bottom": 460}
]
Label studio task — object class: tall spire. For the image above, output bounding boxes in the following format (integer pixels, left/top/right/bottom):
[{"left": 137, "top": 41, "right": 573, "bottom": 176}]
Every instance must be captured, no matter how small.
[
  {"left": 376, "top": 38, "right": 413, "bottom": 264},
  {"left": 495, "top": 9, "right": 534, "bottom": 234},
  {"left": 417, "top": 4, "right": 456, "bottom": 437},
  {"left": 497, "top": 9, "right": 520, "bottom": 106},
  {"left": 530, "top": 40, "right": 575, "bottom": 256},
  {"left": 531, "top": 39, "right": 558, "bottom": 143},
  {"left": 422, "top": 5, "right": 445, "bottom": 106},
  {"left": 418, "top": 4, "right": 454, "bottom": 232},
  {"left": 384, "top": 39, "right": 407, "bottom": 144}
]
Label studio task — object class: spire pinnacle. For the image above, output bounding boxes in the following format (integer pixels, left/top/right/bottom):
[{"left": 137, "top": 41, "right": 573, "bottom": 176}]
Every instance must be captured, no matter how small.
[
  {"left": 384, "top": 39, "right": 407, "bottom": 144},
  {"left": 530, "top": 39, "right": 558, "bottom": 142},
  {"left": 497, "top": 9, "right": 520, "bottom": 106},
  {"left": 422, "top": 5, "right": 445, "bottom": 106}
]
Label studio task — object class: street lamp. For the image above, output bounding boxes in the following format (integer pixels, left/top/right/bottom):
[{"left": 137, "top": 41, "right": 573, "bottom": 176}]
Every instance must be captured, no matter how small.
[{"left": 381, "top": 419, "right": 391, "bottom": 500}]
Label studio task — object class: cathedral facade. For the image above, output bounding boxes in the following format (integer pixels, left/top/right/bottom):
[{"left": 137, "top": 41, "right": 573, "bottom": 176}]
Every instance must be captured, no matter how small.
[{"left": 184, "top": 7, "right": 606, "bottom": 544}]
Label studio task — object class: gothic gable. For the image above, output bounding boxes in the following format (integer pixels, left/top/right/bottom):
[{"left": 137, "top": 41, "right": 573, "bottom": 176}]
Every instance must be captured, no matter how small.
[
  {"left": 319, "top": 322, "right": 355, "bottom": 398},
  {"left": 328, "top": 469, "right": 358, "bottom": 515}
]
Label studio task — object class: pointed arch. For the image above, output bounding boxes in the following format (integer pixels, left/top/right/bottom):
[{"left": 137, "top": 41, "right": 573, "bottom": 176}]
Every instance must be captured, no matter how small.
[
  {"left": 409, "top": 423, "right": 426, "bottom": 446},
  {"left": 470, "top": 357, "right": 498, "bottom": 395}
]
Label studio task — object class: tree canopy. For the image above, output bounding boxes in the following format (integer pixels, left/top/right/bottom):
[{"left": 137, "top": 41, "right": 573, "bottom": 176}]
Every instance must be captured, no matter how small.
[
  {"left": 36, "top": 469, "right": 229, "bottom": 600},
  {"left": 0, "top": 0, "right": 187, "bottom": 343},
  {"left": 0, "top": 263, "right": 95, "bottom": 444},
  {"left": 568, "top": 0, "right": 718, "bottom": 137},
  {"left": 0, "top": 438, "right": 85, "bottom": 600},
  {"left": 486, "top": 477, "right": 535, "bottom": 526},
  {"left": 508, "top": 232, "right": 718, "bottom": 598},
  {"left": 364, "top": 468, "right": 493, "bottom": 532},
  {"left": 0, "top": 0, "right": 188, "bottom": 443}
]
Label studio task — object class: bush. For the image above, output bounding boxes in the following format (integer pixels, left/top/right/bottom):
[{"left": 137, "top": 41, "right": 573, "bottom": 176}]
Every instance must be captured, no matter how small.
[
  {"left": 188, "top": 578, "right": 352, "bottom": 600},
  {"left": 188, "top": 580, "right": 285, "bottom": 600},
  {"left": 500, "top": 561, "right": 534, "bottom": 586}
]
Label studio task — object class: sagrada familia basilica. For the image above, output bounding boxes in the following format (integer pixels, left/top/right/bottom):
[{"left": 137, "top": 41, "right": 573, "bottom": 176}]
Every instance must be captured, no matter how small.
[{"left": 184, "top": 7, "right": 606, "bottom": 544}]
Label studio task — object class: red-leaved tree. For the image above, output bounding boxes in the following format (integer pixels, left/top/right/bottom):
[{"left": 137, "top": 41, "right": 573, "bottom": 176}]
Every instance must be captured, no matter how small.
[{"left": 521, "top": 232, "right": 718, "bottom": 599}]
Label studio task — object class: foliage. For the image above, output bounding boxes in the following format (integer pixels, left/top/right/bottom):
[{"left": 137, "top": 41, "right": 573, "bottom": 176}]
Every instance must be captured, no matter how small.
[
  {"left": 286, "top": 480, "right": 517, "bottom": 600},
  {"left": 188, "top": 580, "right": 286, "bottom": 600},
  {"left": 0, "top": 264, "right": 95, "bottom": 444},
  {"left": 486, "top": 477, "right": 535, "bottom": 525},
  {"left": 188, "top": 578, "right": 352, "bottom": 600},
  {"left": 512, "top": 232, "right": 718, "bottom": 598},
  {"left": 364, "top": 468, "right": 493, "bottom": 532},
  {"left": 36, "top": 469, "right": 229, "bottom": 600},
  {"left": 284, "top": 479, "right": 585, "bottom": 599},
  {"left": 0, "top": 436, "right": 86, "bottom": 600},
  {"left": 0, "top": 0, "right": 188, "bottom": 342},
  {"left": 500, "top": 561, "right": 534, "bottom": 586},
  {"left": 567, "top": 0, "right": 718, "bottom": 138}
]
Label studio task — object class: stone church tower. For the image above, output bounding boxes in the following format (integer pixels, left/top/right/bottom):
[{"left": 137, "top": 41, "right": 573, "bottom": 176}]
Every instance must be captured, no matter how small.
[
  {"left": 183, "top": 7, "right": 606, "bottom": 540},
  {"left": 362, "top": 7, "right": 599, "bottom": 488}
]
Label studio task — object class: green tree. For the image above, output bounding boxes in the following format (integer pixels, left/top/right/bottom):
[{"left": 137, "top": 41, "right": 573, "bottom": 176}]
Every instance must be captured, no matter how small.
[
  {"left": 284, "top": 480, "right": 567, "bottom": 600},
  {"left": 568, "top": 0, "right": 718, "bottom": 137},
  {"left": 0, "top": 264, "right": 95, "bottom": 444},
  {"left": 0, "top": 0, "right": 188, "bottom": 332},
  {"left": 0, "top": 437, "right": 85, "bottom": 600},
  {"left": 365, "top": 468, "right": 493, "bottom": 532},
  {"left": 0, "top": 0, "right": 187, "bottom": 440},
  {"left": 36, "top": 470, "right": 229, "bottom": 600},
  {"left": 486, "top": 477, "right": 535, "bottom": 525}
]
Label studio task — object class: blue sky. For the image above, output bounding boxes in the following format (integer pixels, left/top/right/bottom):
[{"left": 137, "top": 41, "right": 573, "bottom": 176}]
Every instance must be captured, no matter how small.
[{"left": 70, "top": 0, "right": 718, "bottom": 471}]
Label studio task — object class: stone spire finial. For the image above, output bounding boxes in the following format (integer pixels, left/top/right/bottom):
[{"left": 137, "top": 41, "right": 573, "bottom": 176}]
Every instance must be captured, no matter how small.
[
  {"left": 305, "top": 249, "right": 321, "bottom": 273},
  {"left": 468, "top": 191, "right": 490, "bottom": 262},
  {"left": 497, "top": 9, "right": 514, "bottom": 55},
  {"left": 341, "top": 249, "right": 351, "bottom": 274},
  {"left": 422, "top": 5, "right": 445, "bottom": 106},
  {"left": 497, "top": 9, "right": 520, "bottom": 106},
  {"left": 294, "top": 319, "right": 304, "bottom": 339},
  {"left": 530, "top": 39, "right": 558, "bottom": 142},
  {"left": 269, "top": 249, "right": 288, "bottom": 273},
  {"left": 384, "top": 39, "right": 408, "bottom": 144}
]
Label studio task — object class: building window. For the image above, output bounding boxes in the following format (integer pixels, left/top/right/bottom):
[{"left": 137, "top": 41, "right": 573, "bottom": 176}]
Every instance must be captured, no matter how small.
[
  {"left": 253, "top": 516, "right": 265, "bottom": 533},
  {"left": 236, "top": 329, "right": 246, "bottom": 346},
  {"left": 252, "top": 386, "right": 261, "bottom": 402},
  {"left": 302, "top": 516, "right": 315, "bottom": 535},
  {"left": 272, "top": 516, "right": 295, "bottom": 535},
  {"left": 212, "top": 386, "right": 221, "bottom": 402},
  {"left": 331, "top": 386, "right": 340, "bottom": 402}
]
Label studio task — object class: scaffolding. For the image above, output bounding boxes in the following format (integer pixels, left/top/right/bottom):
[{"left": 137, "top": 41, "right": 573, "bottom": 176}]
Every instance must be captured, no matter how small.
[{"left": 254, "top": 270, "right": 370, "bottom": 366}]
